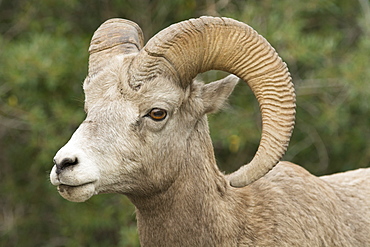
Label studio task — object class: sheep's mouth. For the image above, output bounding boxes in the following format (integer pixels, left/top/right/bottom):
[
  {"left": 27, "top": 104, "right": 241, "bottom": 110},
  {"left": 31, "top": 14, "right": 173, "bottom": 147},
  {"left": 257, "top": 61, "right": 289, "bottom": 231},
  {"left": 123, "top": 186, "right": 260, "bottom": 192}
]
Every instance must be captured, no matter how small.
[
  {"left": 57, "top": 182, "right": 96, "bottom": 202},
  {"left": 57, "top": 182, "right": 93, "bottom": 191}
]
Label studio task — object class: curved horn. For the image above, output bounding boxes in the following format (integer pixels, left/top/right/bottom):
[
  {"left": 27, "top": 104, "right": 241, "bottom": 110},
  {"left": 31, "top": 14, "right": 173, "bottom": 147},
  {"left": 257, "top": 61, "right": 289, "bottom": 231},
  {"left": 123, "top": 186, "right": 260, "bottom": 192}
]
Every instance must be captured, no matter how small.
[
  {"left": 132, "top": 16, "right": 295, "bottom": 187},
  {"left": 88, "top": 18, "right": 144, "bottom": 76}
]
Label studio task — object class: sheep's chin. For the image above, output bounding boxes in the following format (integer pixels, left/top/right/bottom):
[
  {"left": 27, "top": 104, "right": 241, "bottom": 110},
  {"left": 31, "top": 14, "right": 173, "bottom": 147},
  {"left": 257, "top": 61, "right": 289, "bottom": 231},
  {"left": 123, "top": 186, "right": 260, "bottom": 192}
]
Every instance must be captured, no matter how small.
[{"left": 57, "top": 183, "right": 96, "bottom": 202}]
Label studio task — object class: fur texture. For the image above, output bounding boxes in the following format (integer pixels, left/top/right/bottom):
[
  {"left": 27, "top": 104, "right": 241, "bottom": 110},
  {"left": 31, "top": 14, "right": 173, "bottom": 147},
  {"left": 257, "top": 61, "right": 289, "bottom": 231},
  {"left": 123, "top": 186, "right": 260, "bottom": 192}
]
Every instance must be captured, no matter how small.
[{"left": 50, "top": 17, "right": 370, "bottom": 246}]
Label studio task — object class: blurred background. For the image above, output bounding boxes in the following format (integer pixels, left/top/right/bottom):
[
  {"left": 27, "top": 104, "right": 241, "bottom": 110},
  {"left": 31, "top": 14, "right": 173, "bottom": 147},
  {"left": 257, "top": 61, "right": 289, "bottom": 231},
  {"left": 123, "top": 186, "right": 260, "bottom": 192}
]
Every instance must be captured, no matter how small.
[{"left": 1, "top": 0, "right": 369, "bottom": 246}]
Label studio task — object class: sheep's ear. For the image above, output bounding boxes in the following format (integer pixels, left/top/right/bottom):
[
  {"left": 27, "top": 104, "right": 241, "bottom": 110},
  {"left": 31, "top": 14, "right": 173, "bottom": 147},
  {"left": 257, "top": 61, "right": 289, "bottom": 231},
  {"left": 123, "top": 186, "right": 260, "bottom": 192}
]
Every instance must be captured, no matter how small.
[{"left": 201, "top": 75, "right": 239, "bottom": 114}]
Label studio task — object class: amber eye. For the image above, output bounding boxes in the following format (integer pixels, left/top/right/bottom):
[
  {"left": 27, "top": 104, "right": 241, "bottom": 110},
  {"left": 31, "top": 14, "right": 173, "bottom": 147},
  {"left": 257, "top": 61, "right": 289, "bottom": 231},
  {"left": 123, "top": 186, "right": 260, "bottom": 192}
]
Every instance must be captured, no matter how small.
[{"left": 147, "top": 108, "right": 167, "bottom": 121}]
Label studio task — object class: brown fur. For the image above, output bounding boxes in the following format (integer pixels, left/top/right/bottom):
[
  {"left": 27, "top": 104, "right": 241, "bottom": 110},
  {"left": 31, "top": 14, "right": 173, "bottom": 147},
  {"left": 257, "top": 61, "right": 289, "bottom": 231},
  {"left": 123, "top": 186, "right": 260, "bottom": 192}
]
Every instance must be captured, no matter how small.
[{"left": 129, "top": 123, "right": 370, "bottom": 246}]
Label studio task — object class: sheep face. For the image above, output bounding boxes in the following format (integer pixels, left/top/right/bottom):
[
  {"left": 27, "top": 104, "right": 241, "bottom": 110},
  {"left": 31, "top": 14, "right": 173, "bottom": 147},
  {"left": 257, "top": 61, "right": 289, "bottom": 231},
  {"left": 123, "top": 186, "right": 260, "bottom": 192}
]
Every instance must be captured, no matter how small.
[{"left": 50, "top": 54, "right": 238, "bottom": 202}]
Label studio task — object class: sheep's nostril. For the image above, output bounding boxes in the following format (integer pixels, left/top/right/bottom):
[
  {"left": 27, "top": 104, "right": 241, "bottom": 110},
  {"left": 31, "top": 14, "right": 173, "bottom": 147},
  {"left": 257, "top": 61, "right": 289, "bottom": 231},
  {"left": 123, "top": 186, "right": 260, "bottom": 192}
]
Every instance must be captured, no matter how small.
[{"left": 55, "top": 157, "right": 78, "bottom": 175}]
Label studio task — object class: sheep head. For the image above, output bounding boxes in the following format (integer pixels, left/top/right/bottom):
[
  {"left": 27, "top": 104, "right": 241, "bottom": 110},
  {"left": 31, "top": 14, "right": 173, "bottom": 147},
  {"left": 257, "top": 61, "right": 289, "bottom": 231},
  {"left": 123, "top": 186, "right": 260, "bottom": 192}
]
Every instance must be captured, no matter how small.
[{"left": 50, "top": 17, "right": 295, "bottom": 202}]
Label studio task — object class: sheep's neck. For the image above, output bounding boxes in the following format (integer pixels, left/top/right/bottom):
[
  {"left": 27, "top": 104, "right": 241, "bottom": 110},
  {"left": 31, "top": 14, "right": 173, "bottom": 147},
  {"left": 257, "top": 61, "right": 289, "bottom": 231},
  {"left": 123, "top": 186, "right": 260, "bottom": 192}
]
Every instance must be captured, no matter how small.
[
  {"left": 129, "top": 129, "right": 242, "bottom": 246},
  {"left": 132, "top": 165, "right": 240, "bottom": 246}
]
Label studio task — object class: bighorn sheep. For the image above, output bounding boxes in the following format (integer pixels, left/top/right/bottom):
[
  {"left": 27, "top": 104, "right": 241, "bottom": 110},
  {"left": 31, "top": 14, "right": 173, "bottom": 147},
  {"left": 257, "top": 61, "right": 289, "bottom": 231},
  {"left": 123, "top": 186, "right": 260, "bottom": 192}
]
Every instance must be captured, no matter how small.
[{"left": 50, "top": 17, "right": 370, "bottom": 246}]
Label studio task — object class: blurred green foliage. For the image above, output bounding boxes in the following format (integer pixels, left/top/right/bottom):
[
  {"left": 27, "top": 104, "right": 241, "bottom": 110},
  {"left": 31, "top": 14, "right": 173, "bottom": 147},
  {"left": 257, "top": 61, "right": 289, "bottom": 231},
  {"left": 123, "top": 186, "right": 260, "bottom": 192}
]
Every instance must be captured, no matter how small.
[{"left": 1, "top": 0, "right": 369, "bottom": 246}]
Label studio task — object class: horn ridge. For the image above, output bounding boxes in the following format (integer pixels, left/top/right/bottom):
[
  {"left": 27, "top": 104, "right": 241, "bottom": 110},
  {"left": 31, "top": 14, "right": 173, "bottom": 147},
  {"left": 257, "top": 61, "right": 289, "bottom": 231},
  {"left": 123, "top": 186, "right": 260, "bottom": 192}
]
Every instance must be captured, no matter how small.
[{"left": 88, "top": 18, "right": 144, "bottom": 76}]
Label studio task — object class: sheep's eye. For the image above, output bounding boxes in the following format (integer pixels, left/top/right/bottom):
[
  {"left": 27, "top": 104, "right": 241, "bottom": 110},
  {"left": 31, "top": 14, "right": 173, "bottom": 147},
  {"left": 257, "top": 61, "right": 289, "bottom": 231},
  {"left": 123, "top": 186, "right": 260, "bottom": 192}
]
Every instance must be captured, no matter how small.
[{"left": 147, "top": 108, "right": 167, "bottom": 121}]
